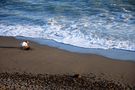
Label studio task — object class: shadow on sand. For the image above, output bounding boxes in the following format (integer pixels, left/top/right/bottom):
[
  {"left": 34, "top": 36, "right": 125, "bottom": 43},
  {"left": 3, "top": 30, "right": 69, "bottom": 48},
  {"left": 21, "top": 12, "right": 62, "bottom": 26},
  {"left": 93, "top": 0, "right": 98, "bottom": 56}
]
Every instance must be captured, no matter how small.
[{"left": 0, "top": 46, "right": 33, "bottom": 51}]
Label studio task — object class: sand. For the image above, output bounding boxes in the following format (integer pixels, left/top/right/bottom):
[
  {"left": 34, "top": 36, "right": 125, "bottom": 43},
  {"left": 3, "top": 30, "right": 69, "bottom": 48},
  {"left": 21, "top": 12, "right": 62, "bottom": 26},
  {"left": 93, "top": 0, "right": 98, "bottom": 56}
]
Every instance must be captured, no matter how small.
[{"left": 0, "top": 36, "right": 135, "bottom": 89}]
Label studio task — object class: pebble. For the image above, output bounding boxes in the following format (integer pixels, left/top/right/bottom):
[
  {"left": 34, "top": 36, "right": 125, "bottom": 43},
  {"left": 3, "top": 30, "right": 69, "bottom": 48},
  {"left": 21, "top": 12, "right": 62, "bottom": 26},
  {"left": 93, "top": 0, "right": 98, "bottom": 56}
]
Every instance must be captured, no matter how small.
[{"left": 0, "top": 72, "right": 134, "bottom": 90}]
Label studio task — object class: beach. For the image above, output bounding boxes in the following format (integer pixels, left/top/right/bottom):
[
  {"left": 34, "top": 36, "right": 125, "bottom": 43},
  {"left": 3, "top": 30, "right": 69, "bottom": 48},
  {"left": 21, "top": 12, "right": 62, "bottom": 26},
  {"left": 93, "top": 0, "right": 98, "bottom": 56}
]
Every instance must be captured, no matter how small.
[
  {"left": 0, "top": 36, "right": 135, "bottom": 89},
  {"left": 0, "top": 0, "right": 135, "bottom": 89}
]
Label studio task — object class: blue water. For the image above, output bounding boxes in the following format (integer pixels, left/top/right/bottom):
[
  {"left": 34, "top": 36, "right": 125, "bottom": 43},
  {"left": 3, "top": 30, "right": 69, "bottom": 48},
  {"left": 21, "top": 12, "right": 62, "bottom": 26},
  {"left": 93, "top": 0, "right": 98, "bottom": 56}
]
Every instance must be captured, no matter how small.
[{"left": 0, "top": 0, "right": 135, "bottom": 60}]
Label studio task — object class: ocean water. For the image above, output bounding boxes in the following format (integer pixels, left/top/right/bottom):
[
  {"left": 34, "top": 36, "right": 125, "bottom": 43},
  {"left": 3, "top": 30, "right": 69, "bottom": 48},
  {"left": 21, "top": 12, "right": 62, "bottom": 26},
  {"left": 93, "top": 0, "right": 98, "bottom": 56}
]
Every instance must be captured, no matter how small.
[{"left": 0, "top": 0, "right": 135, "bottom": 60}]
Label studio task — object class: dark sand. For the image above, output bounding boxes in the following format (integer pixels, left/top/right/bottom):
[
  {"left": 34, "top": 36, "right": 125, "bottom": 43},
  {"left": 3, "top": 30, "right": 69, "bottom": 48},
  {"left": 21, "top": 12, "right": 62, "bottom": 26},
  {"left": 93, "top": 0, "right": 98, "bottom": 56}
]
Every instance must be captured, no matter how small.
[{"left": 0, "top": 36, "right": 135, "bottom": 89}]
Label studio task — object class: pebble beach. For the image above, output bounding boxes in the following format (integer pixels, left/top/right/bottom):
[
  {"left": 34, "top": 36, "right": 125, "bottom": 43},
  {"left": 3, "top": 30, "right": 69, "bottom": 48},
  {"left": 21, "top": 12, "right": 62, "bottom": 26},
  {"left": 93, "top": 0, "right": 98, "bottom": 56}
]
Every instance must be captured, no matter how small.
[{"left": 0, "top": 36, "right": 135, "bottom": 90}]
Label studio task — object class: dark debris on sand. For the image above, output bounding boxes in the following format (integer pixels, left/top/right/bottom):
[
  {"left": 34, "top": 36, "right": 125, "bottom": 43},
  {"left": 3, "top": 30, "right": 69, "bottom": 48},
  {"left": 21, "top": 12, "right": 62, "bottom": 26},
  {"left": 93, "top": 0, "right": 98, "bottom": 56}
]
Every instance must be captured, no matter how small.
[{"left": 0, "top": 72, "right": 134, "bottom": 90}]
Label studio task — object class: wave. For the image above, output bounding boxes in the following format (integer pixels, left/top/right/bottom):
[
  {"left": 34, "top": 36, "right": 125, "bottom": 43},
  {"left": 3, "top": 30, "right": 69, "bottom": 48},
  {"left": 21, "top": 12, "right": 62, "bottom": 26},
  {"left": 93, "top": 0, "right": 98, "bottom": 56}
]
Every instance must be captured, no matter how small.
[{"left": 0, "top": 16, "right": 135, "bottom": 51}]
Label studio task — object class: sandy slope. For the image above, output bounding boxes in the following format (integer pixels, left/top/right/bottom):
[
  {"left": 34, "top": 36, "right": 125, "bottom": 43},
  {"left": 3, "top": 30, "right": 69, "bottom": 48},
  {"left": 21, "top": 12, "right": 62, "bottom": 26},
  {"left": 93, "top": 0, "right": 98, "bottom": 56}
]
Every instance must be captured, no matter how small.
[{"left": 0, "top": 36, "right": 135, "bottom": 86}]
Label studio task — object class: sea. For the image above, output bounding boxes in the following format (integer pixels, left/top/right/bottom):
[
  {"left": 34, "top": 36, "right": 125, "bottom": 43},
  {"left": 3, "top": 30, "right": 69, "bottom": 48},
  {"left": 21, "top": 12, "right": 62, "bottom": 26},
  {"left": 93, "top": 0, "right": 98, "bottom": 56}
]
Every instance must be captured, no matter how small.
[{"left": 0, "top": 0, "right": 135, "bottom": 61}]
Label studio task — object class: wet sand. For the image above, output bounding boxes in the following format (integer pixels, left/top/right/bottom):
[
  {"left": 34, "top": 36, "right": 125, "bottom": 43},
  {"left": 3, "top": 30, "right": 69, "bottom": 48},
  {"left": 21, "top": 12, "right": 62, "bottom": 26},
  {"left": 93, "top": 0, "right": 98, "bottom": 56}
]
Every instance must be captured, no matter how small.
[{"left": 0, "top": 36, "right": 135, "bottom": 89}]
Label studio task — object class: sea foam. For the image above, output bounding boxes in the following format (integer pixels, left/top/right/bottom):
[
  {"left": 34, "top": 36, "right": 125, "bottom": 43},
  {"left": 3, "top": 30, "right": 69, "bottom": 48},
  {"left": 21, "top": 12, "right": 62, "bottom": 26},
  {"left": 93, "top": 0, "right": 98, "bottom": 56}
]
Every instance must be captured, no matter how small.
[{"left": 0, "top": 16, "right": 135, "bottom": 52}]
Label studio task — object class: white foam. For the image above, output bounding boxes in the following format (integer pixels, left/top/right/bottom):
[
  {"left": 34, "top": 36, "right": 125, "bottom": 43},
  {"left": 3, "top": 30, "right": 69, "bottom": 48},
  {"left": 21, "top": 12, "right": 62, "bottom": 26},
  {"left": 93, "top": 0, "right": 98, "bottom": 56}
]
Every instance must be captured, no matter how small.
[{"left": 0, "top": 15, "right": 135, "bottom": 51}]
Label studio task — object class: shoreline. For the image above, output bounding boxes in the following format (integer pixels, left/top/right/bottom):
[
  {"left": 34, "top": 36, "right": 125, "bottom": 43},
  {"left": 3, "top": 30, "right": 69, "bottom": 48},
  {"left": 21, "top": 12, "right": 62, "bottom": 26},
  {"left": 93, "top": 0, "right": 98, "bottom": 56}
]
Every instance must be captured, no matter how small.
[
  {"left": 16, "top": 36, "right": 135, "bottom": 61},
  {"left": 0, "top": 36, "right": 135, "bottom": 89}
]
